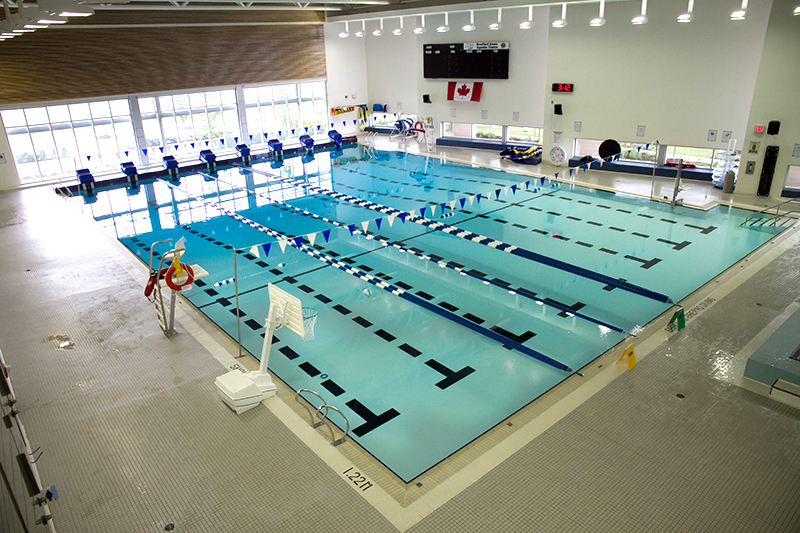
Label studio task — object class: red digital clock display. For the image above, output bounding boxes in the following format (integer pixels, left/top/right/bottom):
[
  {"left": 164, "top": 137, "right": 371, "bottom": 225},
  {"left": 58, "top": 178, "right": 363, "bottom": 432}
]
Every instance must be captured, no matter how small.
[{"left": 552, "top": 83, "right": 574, "bottom": 92}]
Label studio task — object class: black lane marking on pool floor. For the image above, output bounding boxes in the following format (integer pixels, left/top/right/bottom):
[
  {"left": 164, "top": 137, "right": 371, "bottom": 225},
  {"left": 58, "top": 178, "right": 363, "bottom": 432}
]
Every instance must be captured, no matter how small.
[
  {"left": 425, "top": 359, "right": 476, "bottom": 389},
  {"left": 657, "top": 238, "right": 692, "bottom": 251},
  {"left": 624, "top": 255, "right": 662, "bottom": 269},
  {"left": 321, "top": 379, "right": 345, "bottom": 397},
  {"left": 299, "top": 362, "right": 321, "bottom": 377},
  {"left": 489, "top": 325, "right": 535, "bottom": 350},
  {"left": 685, "top": 224, "right": 717, "bottom": 234},
  {"left": 602, "top": 278, "right": 627, "bottom": 291},
  {"left": 543, "top": 298, "right": 586, "bottom": 318},
  {"left": 346, "top": 399, "right": 400, "bottom": 437}
]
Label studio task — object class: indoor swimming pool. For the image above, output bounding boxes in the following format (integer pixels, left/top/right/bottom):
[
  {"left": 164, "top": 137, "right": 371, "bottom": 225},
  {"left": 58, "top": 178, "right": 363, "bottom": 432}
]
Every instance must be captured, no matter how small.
[{"left": 80, "top": 146, "right": 784, "bottom": 482}]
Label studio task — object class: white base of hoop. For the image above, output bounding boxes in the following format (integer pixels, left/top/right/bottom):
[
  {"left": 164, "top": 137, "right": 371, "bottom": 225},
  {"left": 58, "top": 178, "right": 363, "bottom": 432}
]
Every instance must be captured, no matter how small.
[{"left": 215, "top": 370, "right": 276, "bottom": 415}]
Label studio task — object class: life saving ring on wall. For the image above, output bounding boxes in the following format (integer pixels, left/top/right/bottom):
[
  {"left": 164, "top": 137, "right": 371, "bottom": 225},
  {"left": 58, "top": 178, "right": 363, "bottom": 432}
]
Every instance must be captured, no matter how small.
[
  {"left": 165, "top": 263, "right": 194, "bottom": 291},
  {"left": 412, "top": 121, "right": 425, "bottom": 133}
]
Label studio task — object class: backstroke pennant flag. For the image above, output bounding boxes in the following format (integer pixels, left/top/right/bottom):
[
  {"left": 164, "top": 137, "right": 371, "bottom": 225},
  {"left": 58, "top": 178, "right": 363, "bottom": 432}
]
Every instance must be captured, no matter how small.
[{"left": 447, "top": 81, "right": 483, "bottom": 102}]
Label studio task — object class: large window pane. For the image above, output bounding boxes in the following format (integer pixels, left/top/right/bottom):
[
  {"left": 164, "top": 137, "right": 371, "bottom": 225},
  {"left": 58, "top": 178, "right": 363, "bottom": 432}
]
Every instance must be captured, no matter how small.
[
  {"left": 109, "top": 99, "right": 130, "bottom": 117},
  {"left": 138, "top": 97, "right": 156, "bottom": 114},
  {"left": 25, "top": 108, "right": 49, "bottom": 125},
  {"left": 1, "top": 109, "right": 27, "bottom": 127},
  {"left": 90, "top": 101, "right": 111, "bottom": 119},
  {"left": 243, "top": 88, "right": 259, "bottom": 104},
  {"left": 508, "top": 126, "right": 542, "bottom": 143},
  {"left": 30, "top": 130, "right": 58, "bottom": 160},
  {"left": 68, "top": 103, "right": 91, "bottom": 121},
  {"left": 191, "top": 111, "right": 210, "bottom": 140},
  {"left": 189, "top": 92, "right": 206, "bottom": 108},
  {"left": 47, "top": 105, "right": 71, "bottom": 123},
  {"left": 142, "top": 118, "right": 163, "bottom": 147}
]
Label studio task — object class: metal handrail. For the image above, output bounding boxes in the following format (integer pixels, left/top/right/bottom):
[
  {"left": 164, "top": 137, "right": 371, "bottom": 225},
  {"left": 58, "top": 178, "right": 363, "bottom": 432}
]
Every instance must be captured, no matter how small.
[
  {"left": 741, "top": 199, "right": 800, "bottom": 226},
  {"left": 294, "top": 389, "right": 349, "bottom": 447},
  {"left": 314, "top": 404, "right": 349, "bottom": 446}
]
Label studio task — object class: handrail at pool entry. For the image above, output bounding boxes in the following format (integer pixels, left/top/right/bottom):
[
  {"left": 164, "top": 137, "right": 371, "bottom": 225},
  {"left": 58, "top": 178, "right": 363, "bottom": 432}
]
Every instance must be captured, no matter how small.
[
  {"left": 295, "top": 389, "right": 350, "bottom": 446},
  {"left": 239, "top": 165, "right": 673, "bottom": 305},
  {"left": 159, "top": 179, "right": 575, "bottom": 373}
]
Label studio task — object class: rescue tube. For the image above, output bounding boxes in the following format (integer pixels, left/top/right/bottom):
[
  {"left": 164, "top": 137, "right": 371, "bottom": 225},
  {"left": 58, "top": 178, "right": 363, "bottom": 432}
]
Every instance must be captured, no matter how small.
[{"left": 144, "top": 268, "right": 168, "bottom": 298}]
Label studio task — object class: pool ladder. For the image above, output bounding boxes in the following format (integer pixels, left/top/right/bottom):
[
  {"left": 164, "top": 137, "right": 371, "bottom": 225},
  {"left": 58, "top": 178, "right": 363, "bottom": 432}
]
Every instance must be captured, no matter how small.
[
  {"left": 148, "top": 239, "right": 180, "bottom": 337},
  {"left": 294, "top": 389, "right": 349, "bottom": 446}
]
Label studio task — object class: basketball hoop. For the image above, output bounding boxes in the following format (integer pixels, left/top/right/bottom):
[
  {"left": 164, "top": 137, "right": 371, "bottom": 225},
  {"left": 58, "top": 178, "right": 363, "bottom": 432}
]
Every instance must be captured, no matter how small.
[{"left": 302, "top": 307, "right": 317, "bottom": 341}]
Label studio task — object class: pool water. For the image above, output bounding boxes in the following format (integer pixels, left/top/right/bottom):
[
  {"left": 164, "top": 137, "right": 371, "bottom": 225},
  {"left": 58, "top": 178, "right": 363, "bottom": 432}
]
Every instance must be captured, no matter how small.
[{"left": 86, "top": 146, "right": 783, "bottom": 482}]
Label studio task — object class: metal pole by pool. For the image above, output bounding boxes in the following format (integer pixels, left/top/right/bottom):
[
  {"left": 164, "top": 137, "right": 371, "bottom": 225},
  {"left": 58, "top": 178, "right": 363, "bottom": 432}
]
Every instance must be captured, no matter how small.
[
  {"left": 649, "top": 141, "right": 658, "bottom": 201},
  {"left": 234, "top": 248, "right": 242, "bottom": 358}
]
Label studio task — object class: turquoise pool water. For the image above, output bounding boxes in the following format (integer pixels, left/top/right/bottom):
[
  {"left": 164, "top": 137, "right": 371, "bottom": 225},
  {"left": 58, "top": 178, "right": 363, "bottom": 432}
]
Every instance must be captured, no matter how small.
[{"left": 86, "top": 146, "right": 783, "bottom": 482}]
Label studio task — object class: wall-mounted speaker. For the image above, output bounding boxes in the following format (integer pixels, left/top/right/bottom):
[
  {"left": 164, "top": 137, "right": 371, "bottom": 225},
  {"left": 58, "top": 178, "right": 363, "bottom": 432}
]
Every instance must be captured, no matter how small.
[
  {"left": 767, "top": 120, "right": 780, "bottom": 135},
  {"left": 554, "top": 104, "right": 563, "bottom": 115},
  {"left": 422, "top": 94, "right": 431, "bottom": 104}
]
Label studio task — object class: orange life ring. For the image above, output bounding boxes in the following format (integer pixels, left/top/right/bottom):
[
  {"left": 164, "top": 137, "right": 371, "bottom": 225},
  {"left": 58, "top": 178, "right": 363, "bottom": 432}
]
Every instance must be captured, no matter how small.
[{"left": 165, "top": 263, "right": 194, "bottom": 291}]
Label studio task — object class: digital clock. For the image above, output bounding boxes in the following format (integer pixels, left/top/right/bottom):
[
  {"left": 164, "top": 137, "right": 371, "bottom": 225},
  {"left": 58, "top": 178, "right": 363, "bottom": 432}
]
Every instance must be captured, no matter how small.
[{"left": 552, "top": 83, "right": 574, "bottom": 93}]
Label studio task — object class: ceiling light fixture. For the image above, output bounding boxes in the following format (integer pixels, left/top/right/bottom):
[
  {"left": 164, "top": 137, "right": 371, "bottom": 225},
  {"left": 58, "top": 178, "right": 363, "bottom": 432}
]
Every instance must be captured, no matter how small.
[
  {"left": 373, "top": 18, "right": 383, "bottom": 36},
  {"left": 12, "top": 29, "right": 35, "bottom": 33},
  {"left": 462, "top": 10, "right": 476, "bottom": 32},
  {"left": 414, "top": 14, "right": 426, "bottom": 34},
  {"left": 24, "top": 24, "right": 48, "bottom": 28},
  {"left": 632, "top": 0, "right": 648, "bottom": 24},
  {"left": 59, "top": 11, "right": 93, "bottom": 17},
  {"left": 354, "top": 20, "right": 365, "bottom": 37},
  {"left": 794, "top": 6, "right": 800, "bottom": 15},
  {"left": 590, "top": 0, "right": 606, "bottom": 26},
  {"left": 393, "top": 16, "right": 403, "bottom": 35},
  {"left": 731, "top": 0, "right": 747, "bottom": 19},
  {"left": 490, "top": 8, "right": 502, "bottom": 30},
  {"left": 437, "top": 13, "right": 450, "bottom": 33},
  {"left": 520, "top": 5, "right": 532, "bottom": 29},
  {"left": 338, "top": 21, "right": 349, "bottom": 38},
  {"left": 678, "top": 0, "right": 694, "bottom": 22},
  {"left": 38, "top": 19, "right": 67, "bottom": 24},
  {"left": 552, "top": 3, "right": 568, "bottom": 28}
]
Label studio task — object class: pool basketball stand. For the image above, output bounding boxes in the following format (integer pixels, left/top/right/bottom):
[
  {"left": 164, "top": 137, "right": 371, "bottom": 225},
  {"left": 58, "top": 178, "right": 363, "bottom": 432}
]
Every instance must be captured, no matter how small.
[{"left": 216, "top": 284, "right": 316, "bottom": 414}]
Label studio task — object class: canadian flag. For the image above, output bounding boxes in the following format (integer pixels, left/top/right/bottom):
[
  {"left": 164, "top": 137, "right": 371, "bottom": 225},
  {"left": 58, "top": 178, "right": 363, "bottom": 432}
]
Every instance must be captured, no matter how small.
[{"left": 447, "top": 81, "right": 483, "bottom": 102}]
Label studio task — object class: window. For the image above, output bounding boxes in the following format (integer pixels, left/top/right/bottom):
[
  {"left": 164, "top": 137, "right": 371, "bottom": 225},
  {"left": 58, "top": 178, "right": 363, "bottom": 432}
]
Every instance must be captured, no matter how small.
[
  {"left": 244, "top": 81, "right": 327, "bottom": 143},
  {"left": 619, "top": 142, "right": 657, "bottom": 164},
  {"left": 785, "top": 165, "right": 800, "bottom": 190},
  {"left": 507, "top": 127, "right": 543, "bottom": 144},
  {"left": 2, "top": 79, "right": 328, "bottom": 185},
  {"left": 666, "top": 145, "right": 714, "bottom": 168},
  {"left": 442, "top": 124, "right": 541, "bottom": 144},
  {"left": 137, "top": 88, "right": 239, "bottom": 160},
  {"left": 2, "top": 99, "right": 137, "bottom": 184}
]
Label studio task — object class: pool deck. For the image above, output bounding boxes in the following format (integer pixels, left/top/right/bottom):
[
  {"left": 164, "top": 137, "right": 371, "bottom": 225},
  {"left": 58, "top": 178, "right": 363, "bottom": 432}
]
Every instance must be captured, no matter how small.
[{"left": 1, "top": 138, "right": 800, "bottom": 532}]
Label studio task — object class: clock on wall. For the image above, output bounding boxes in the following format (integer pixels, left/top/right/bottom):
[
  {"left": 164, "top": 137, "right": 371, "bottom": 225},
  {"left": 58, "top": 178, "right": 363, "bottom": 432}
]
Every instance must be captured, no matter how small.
[{"left": 549, "top": 146, "right": 567, "bottom": 166}]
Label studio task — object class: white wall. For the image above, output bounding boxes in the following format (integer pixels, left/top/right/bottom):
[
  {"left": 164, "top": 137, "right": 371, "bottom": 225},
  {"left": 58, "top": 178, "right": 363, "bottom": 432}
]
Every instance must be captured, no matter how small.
[
  {"left": 545, "top": 0, "right": 771, "bottom": 156},
  {"left": 0, "top": 116, "right": 19, "bottom": 190},
  {"left": 327, "top": 3, "right": 550, "bottom": 133},
  {"left": 735, "top": 0, "right": 800, "bottom": 199},
  {"left": 324, "top": 21, "right": 370, "bottom": 136}
]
